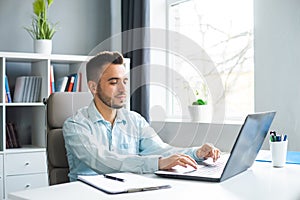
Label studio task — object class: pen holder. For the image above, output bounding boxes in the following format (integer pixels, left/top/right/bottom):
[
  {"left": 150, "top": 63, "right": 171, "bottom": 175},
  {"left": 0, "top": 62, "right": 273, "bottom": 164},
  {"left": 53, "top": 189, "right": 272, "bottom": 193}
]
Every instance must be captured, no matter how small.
[{"left": 269, "top": 140, "right": 288, "bottom": 167}]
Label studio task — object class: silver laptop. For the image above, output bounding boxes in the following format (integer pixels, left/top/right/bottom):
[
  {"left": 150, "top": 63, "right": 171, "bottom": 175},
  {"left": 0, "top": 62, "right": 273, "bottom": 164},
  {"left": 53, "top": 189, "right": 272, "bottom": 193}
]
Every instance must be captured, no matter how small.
[{"left": 155, "top": 111, "right": 276, "bottom": 182}]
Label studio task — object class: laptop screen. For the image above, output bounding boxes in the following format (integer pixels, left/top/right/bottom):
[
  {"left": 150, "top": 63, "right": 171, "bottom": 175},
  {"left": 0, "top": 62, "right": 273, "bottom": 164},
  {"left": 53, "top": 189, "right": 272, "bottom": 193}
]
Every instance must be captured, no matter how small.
[{"left": 221, "top": 111, "right": 276, "bottom": 181}]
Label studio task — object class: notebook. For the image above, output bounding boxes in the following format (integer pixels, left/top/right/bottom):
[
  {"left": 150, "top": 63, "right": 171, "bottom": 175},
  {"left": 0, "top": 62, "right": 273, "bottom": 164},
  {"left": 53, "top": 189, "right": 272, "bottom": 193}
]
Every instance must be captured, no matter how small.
[
  {"left": 78, "top": 172, "right": 171, "bottom": 194},
  {"left": 155, "top": 111, "right": 276, "bottom": 182}
]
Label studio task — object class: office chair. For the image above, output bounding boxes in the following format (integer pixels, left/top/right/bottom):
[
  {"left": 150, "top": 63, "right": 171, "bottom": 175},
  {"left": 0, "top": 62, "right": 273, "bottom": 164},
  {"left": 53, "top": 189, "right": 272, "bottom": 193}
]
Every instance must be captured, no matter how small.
[{"left": 47, "top": 92, "right": 93, "bottom": 185}]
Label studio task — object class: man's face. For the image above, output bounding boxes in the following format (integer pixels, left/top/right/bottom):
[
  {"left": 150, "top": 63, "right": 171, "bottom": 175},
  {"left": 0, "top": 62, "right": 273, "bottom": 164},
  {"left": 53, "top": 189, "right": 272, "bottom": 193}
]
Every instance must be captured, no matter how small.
[{"left": 95, "top": 64, "right": 128, "bottom": 109}]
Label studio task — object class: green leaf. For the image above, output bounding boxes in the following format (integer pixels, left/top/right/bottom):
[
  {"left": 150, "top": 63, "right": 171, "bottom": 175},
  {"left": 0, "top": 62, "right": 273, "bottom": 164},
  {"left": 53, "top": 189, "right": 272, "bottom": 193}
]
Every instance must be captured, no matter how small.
[
  {"left": 192, "top": 99, "right": 207, "bottom": 105},
  {"left": 47, "top": 0, "right": 53, "bottom": 8},
  {"left": 48, "top": 26, "right": 56, "bottom": 39},
  {"left": 33, "top": 0, "right": 45, "bottom": 16},
  {"left": 197, "top": 99, "right": 207, "bottom": 105}
]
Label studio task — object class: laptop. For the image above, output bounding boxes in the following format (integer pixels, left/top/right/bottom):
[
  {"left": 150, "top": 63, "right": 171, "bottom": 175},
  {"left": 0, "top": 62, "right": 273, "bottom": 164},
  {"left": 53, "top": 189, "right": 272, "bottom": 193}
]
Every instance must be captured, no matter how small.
[{"left": 155, "top": 111, "right": 276, "bottom": 182}]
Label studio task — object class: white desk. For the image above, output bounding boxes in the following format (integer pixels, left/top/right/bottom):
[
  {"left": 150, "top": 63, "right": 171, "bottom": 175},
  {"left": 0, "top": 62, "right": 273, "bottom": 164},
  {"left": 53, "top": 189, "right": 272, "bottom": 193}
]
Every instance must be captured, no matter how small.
[{"left": 8, "top": 161, "right": 300, "bottom": 200}]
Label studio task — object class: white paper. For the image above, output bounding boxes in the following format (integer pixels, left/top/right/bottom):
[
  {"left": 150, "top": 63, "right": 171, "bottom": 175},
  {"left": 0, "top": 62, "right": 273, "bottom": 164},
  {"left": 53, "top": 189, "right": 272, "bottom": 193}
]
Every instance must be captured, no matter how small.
[{"left": 78, "top": 172, "right": 170, "bottom": 194}]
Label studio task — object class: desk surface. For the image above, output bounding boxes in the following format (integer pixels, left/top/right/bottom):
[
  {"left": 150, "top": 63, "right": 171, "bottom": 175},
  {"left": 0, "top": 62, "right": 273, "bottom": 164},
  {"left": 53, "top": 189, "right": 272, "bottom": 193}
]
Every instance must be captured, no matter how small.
[{"left": 8, "top": 161, "right": 300, "bottom": 200}]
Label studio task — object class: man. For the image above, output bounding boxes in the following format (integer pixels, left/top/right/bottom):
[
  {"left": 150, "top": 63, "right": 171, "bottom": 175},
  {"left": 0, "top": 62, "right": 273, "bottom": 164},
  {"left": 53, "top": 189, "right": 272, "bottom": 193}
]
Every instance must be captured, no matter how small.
[{"left": 63, "top": 51, "right": 220, "bottom": 181}]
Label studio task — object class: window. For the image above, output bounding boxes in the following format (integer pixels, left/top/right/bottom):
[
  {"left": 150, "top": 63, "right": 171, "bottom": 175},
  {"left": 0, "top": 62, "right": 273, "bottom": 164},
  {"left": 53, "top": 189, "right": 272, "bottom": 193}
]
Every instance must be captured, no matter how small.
[{"left": 149, "top": 0, "right": 254, "bottom": 122}]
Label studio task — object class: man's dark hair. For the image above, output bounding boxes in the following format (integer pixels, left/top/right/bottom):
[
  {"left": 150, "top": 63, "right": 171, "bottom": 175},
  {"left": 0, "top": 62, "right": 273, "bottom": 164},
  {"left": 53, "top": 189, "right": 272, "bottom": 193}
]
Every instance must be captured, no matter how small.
[{"left": 86, "top": 51, "right": 124, "bottom": 82}]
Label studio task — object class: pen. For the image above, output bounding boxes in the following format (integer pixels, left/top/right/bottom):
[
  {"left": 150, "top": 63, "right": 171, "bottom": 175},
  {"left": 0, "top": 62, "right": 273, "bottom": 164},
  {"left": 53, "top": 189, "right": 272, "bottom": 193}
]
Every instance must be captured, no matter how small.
[
  {"left": 103, "top": 174, "right": 125, "bottom": 182},
  {"left": 127, "top": 185, "right": 171, "bottom": 193},
  {"left": 270, "top": 131, "right": 276, "bottom": 136},
  {"left": 283, "top": 134, "right": 287, "bottom": 141},
  {"left": 275, "top": 135, "right": 281, "bottom": 142},
  {"left": 270, "top": 131, "right": 276, "bottom": 142},
  {"left": 270, "top": 135, "right": 275, "bottom": 142}
]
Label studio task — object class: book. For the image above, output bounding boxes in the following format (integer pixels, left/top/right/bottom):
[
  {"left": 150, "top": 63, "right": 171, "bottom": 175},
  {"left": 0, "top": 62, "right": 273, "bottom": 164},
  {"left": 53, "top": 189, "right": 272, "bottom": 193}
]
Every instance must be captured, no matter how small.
[
  {"left": 21, "top": 77, "right": 29, "bottom": 102},
  {"left": 50, "top": 65, "right": 55, "bottom": 93},
  {"left": 64, "top": 75, "right": 72, "bottom": 92},
  {"left": 5, "top": 75, "right": 12, "bottom": 103},
  {"left": 77, "top": 172, "right": 171, "bottom": 194},
  {"left": 67, "top": 76, "right": 75, "bottom": 92},
  {"left": 25, "top": 77, "right": 34, "bottom": 102},
  {"left": 72, "top": 73, "right": 79, "bottom": 92},
  {"left": 256, "top": 150, "right": 300, "bottom": 165},
  {"left": 30, "top": 76, "right": 40, "bottom": 102},
  {"left": 7, "top": 122, "right": 20, "bottom": 148},
  {"left": 30, "top": 77, "right": 37, "bottom": 102},
  {"left": 5, "top": 123, "right": 14, "bottom": 148},
  {"left": 31, "top": 77, "right": 42, "bottom": 102},
  {"left": 13, "top": 76, "right": 27, "bottom": 102},
  {"left": 56, "top": 77, "right": 69, "bottom": 92}
]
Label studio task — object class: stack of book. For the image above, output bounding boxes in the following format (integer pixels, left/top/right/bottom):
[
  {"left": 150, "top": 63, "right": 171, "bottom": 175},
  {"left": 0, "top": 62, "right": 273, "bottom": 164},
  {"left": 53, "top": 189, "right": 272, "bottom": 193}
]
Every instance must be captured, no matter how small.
[
  {"left": 55, "top": 73, "right": 81, "bottom": 92},
  {"left": 13, "top": 76, "right": 42, "bottom": 103},
  {"left": 6, "top": 122, "right": 21, "bottom": 149}
]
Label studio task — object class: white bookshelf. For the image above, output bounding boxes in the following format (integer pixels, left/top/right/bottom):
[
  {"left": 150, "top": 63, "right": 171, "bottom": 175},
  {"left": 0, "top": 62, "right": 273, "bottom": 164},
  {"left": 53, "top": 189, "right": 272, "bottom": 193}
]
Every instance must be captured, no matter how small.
[{"left": 0, "top": 52, "right": 91, "bottom": 199}]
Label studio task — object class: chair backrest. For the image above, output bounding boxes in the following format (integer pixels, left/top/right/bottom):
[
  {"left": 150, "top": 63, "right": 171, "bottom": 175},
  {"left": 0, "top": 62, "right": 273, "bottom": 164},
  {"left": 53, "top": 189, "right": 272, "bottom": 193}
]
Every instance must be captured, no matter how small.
[{"left": 47, "top": 92, "right": 93, "bottom": 185}]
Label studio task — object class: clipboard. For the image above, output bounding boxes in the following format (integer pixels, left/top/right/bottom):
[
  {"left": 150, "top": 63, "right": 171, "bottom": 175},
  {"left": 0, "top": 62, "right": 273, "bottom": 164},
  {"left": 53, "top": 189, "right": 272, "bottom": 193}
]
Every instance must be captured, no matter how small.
[{"left": 78, "top": 173, "right": 171, "bottom": 194}]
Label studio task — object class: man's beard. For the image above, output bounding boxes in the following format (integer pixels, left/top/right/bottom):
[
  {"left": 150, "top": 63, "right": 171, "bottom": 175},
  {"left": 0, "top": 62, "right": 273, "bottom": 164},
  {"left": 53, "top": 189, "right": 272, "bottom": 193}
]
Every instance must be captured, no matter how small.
[{"left": 96, "top": 85, "right": 125, "bottom": 109}]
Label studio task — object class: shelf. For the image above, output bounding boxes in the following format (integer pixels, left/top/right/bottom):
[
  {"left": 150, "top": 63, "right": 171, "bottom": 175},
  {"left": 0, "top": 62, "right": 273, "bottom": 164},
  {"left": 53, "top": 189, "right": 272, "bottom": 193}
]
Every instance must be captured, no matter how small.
[
  {"left": 0, "top": 52, "right": 49, "bottom": 62},
  {"left": 0, "top": 51, "right": 91, "bottom": 198},
  {"left": 0, "top": 52, "right": 92, "bottom": 63},
  {"left": 4, "top": 103, "right": 45, "bottom": 107},
  {"left": 50, "top": 54, "right": 92, "bottom": 63}
]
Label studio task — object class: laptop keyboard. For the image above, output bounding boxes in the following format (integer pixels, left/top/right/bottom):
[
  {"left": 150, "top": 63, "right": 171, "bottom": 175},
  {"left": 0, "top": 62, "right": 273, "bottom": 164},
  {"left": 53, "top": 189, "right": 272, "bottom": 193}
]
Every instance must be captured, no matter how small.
[
  {"left": 156, "top": 153, "right": 230, "bottom": 178},
  {"left": 197, "top": 161, "right": 226, "bottom": 175},
  {"left": 192, "top": 154, "right": 229, "bottom": 176}
]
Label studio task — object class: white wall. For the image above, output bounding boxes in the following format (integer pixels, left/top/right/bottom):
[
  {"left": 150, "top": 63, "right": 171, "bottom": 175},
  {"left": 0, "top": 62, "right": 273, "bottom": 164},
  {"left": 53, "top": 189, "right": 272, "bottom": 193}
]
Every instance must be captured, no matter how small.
[
  {"left": 0, "top": 0, "right": 111, "bottom": 55},
  {"left": 254, "top": 0, "right": 300, "bottom": 151},
  {"left": 150, "top": 0, "right": 300, "bottom": 151}
]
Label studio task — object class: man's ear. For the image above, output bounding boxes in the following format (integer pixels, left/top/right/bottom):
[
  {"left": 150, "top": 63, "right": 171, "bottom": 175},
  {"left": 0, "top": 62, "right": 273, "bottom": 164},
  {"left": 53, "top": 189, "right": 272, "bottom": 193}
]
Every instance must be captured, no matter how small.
[{"left": 88, "top": 81, "right": 97, "bottom": 94}]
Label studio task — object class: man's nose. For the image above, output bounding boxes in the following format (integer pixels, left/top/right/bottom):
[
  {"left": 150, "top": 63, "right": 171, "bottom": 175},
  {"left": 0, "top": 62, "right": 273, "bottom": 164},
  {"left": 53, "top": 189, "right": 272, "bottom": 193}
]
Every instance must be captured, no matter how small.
[{"left": 118, "top": 82, "right": 127, "bottom": 92}]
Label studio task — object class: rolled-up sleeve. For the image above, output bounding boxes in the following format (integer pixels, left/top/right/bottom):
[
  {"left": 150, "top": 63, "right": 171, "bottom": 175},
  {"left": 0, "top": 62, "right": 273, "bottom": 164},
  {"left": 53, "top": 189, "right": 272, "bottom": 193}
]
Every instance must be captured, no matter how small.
[{"left": 137, "top": 119, "right": 200, "bottom": 161}]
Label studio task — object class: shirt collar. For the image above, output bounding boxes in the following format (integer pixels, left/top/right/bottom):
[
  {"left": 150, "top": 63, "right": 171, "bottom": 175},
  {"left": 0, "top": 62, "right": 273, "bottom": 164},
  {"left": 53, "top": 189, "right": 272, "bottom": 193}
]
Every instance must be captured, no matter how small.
[{"left": 88, "top": 101, "right": 127, "bottom": 125}]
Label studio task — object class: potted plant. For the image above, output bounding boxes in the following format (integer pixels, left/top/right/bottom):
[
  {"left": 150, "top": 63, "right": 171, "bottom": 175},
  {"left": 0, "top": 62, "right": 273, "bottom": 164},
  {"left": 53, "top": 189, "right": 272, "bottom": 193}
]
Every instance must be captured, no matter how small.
[
  {"left": 24, "top": 0, "right": 58, "bottom": 54},
  {"left": 188, "top": 89, "right": 211, "bottom": 122}
]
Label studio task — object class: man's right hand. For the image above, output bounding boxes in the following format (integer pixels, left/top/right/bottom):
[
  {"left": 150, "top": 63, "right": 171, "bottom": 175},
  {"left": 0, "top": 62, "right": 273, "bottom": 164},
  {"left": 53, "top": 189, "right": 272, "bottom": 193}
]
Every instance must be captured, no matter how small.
[{"left": 158, "top": 154, "right": 197, "bottom": 170}]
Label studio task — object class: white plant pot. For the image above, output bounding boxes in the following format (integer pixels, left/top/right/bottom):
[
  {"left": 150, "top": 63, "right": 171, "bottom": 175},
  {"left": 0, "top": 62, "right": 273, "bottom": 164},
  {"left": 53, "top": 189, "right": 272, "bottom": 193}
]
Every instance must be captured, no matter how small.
[
  {"left": 188, "top": 105, "right": 211, "bottom": 122},
  {"left": 34, "top": 39, "right": 52, "bottom": 54}
]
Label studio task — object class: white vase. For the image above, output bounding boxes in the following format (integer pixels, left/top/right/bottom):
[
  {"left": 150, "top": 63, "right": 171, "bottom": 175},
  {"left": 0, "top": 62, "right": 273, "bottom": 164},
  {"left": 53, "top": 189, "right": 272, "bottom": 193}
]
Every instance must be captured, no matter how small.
[
  {"left": 188, "top": 105, "right": 211, "bottom": 122},
  {"left": 34, "top": 39, "right": 52, "bottom": 54}
]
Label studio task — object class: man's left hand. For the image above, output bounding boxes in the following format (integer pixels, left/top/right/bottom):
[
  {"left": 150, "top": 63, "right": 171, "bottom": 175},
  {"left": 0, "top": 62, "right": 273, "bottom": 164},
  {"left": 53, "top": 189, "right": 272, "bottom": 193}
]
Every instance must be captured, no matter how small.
[{"left": 196, "top": 143, "right": 220, "bottom": 162}]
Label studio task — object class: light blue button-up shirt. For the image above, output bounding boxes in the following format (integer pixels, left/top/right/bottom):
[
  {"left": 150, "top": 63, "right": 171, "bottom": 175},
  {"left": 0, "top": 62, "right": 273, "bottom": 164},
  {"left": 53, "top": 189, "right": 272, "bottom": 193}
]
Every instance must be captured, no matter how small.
[{"left": 63, "top": 101, "right": 201, "bottom": 181}]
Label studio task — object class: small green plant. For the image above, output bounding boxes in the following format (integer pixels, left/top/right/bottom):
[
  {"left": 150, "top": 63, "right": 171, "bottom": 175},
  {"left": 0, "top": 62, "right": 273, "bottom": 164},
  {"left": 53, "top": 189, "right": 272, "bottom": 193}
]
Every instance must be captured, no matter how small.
[
  {"left": 192, "top": 98, "right": 207, "bottom": 105},
  {"left": 24, "top": 0, "right": 58, "bottom": 40},
  {"left": 192, "top": 89, "right": 207, "bottom": 105}
]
